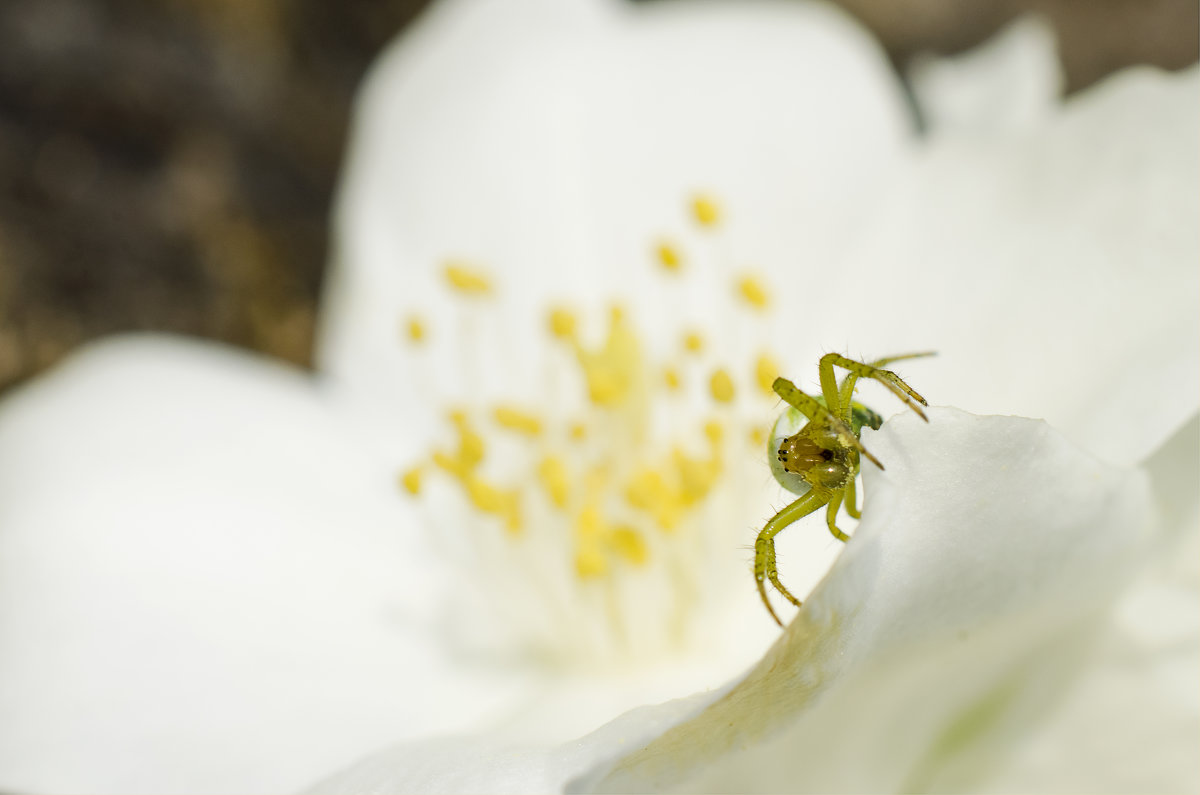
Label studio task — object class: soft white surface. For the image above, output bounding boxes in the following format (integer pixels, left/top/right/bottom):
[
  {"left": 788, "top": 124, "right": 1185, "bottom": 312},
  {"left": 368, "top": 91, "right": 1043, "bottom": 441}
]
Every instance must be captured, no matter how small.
[
  {"left": 320, "top": 0, "right": 913, "bottom": 461},
  {"left": 0, "top": 337, "right": 533, "bottom": 794},
  {"left": 315, "top": 408, "right": 1175, "bottom": 792},
  {"left": 909, "top": 16, "right": 1063, "bottom": 134},
  {"left": 846, "top": 64, "right": 1199, "bottom": 466},
  {"left": 1, "top": 0, "right": 1196, "bottom": 791},
  {"left": 975, "top": 414, "right": 1200, "bottom": 793}
]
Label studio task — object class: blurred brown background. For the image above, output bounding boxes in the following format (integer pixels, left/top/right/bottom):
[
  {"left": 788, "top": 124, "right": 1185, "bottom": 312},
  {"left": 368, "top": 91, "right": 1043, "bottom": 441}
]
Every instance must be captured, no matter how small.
[{"left": 0, "top": 0, "right": 1194, "bottom": 393}]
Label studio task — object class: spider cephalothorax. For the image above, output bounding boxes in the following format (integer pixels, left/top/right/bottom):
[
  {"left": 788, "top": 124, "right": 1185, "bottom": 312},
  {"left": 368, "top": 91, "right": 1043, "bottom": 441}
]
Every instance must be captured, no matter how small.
[{"left": 755, "top": 352, "right": 933, "bottom": 626}]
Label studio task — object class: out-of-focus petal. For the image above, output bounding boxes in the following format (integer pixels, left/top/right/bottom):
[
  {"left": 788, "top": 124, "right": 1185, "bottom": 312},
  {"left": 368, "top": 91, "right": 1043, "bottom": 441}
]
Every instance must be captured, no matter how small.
[
  {"left": 315, "top": 408, "right": 1160, "bottom": 792},
  {"left": 976, "top": 414, "right": 1199, "bottom": 793},
  {"left": 909, "top": 15, "right": 1063, "bottom": 134},
  {"left": 834, "top": 65, "right": 1198, "bottom": 466},
  {"left": 0, "top": 336, "right": 533, "bottom": 794},
  {"left": 319, "top": 0, "right": 913, "bottom": 458}
]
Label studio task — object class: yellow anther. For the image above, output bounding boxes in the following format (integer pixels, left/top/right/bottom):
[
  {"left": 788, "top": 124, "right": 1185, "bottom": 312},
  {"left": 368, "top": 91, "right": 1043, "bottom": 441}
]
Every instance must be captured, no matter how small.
[
  {"left": 655, "top": 241, "right": 683, "bottom": 272},
  {"left": 399, "top": 466, "right": 423, "bottom": 496},
  {"left": 575, "top": 546, "right": 608, "bottom": 579},
  {"left": 737, "top": 274, "right": 771, "bottom": 311},
  {"left": 673, "top": 445, "right": 722, "bottom": 505},
  {"left": 704, "top": 419, "right": 724, "bottom": 445},
  {"left": 569, "top": 422, "right": 587, "bottom": 441},
  {"left": 574, "top": 505, "right": 609, "bottom": 578},
  {"left": 690, "top": 193, "right": 721, "bottom": 228},
  {"left": 443, "top": 261, "right": 493, "bottom": 295},
  {"left": 663, "top": 366, "right": 681, "bottom": 391},
  {"left": 465, "top": 476, "right": 522, "bottom": 536},
  {"left": 458, "top": 429, "right": 485, "bottom": 468},
  {"left": 493, "top": 405, "right": 542, "bottom": 436},
  {"left": 432, "top": 450, "right": 469, "bottom": 480},
  {"left": 709, "top": 368, "right": 736, "bottom": 403},
  {"left": 625, "top": 468, "right": 682, "bottom": 532},
  {"left": 610, "top": 526, "right": 649, "bottom": 566},
  {"left": 682, "top": 330, "right": 705, "bottom": 354},
  {"left": 626, "top": 469, "right": 667, "bottom": 512},
  {"left": 537, "top": 456, "right": 570, "bottom": 509},
  {"left": 576, "top": 308, "right": 642, "bottom": 407},
  {"left": 466, "top": 476, "right": 504, "bottom": 512},
  {"left": 437, "top": 411, "right": 485, "bottom": 472},
  {"left": 750, "top": 426, "right": 768, "bottom": 447},
  {"left": 548, "top": 307, "right": 577, "bottom": 340},
  {"left": 755, "top": 352, "right": 780, "bottom": 396},
  {"left": 404, "top": 315, "right": 426, "bottom": 344}
]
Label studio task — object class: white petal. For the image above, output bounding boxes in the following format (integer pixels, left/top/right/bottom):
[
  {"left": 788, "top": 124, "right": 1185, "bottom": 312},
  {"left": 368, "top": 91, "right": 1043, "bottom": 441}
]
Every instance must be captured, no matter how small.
[
  {"left": 315, "top": 408, "right": 1161, "bottom": 792},
  {"left": 832, "top": 65, "right": 1199, "bottom": 466},
  {"left": 975, "top": 413, "right": 1200, "bottom": 793},
  {"left": 0, "top": 337, "right": 533, "bottom": 794},
  {"left": 319, "top": 0, "right": 913, "bottom": 455},
  {"left": 909, "top": 15, "right": 1063, "bottom": 134},
  {"left": 585, "top": 408, "right": 1158, "bottom": 791}
]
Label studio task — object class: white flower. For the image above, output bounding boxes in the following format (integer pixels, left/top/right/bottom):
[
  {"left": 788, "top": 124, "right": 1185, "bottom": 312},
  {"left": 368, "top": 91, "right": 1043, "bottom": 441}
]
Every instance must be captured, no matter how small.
[{"left": 0, "top": 0, "right": 1194, "bottom": 793}]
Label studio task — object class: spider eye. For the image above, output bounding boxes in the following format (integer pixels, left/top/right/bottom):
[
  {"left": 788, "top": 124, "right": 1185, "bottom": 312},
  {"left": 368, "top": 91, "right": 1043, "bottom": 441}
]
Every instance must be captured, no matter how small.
[{"left": 767, "top": 408, "right": 811, "bottom": 496}]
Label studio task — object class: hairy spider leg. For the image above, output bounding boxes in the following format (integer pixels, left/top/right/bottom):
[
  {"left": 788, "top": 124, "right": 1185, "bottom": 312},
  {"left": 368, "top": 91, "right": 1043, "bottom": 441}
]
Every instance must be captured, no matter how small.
[
  {"left": 819, "top": 353, "right": 931, "bottom": 424},
  {"left": 771, "top": 377, "right": 883, "bottom": 469},
  {"left": 755, "top": 489, "right": 829, "bottom": 626},
  {"left": 837, "top": 351, "right": 937, "bottom": 425}
]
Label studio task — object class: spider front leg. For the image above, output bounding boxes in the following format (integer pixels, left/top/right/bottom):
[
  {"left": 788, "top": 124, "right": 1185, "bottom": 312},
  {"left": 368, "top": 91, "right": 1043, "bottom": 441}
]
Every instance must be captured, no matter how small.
[
  {"left": 754, "top": 490, "right": 828, "bottom": 626},
  {"left": 819, "top": 353, "right": 930, "bottom": 422}
]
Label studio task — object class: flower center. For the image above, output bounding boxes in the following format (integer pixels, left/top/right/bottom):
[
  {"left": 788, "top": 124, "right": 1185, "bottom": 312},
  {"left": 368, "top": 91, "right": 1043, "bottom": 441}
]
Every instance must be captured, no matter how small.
[{"left": 400, "top": 194, "right": 785, "bottom": 667}]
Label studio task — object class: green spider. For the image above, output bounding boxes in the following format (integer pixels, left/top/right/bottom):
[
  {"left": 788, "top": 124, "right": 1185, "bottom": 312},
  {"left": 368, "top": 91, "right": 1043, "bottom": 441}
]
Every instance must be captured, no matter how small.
[{"left": 755, "top": 352, "right": 934, "bottom": 626}]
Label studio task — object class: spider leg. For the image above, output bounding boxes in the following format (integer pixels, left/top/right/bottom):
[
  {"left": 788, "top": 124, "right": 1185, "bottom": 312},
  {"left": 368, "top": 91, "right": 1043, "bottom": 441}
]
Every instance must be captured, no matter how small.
[
  {"left": 824, "top": 492, "right": 850, "bottom": 542},
  {"left": 754, "top": 490, "right": 828, "bottom": 626},
  {"left": 844, "top": 476, "right": 861, "bottom": 519},
  {"left": 837, "top": 351, "right": 936, "bottom": 421},
  {"left": 772, "top": 377, "right": 883, "bottom": 469},
  {"left": 820, "top": 353, "right": 930, "bottom": 422}
]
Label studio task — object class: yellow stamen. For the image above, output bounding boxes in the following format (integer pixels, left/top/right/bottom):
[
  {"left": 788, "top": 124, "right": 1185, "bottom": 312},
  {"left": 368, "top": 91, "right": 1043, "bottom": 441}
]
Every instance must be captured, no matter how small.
[
  {"left": 493, "top": 405, "right": 542, "bottom": 436},
  {"left": 750, "top": 426, "right": 768, "bottom": 447},
  {"left": 683, "top": 331, "right": 705, "bottom": 354},
  {"left": 399, "top": 466, "right": 423, "bottom": 496},
  {"left": 443, "top": 261, "right": 493, "bottom": 295},
  {"left": 737, "top": 274, "right": 770, "bottom": 310},
  {"left": 690, "top": 193, "right": 721, "bottom": 228},
  {"left": 663, "top": 366, "right": 681, "bottom": 391},
  {"left": 537, "top": 455, "right": 570, "bottom": 509},
  {"left": 432, "top": 450, "right": 469, "bottom": 480},
  {"left": 610, "top": 526, "right": 649, "bottom": 566},
  {"left": 574, "top": 307, "right": 642, "bottom": 407},
  {"left": 466, "top": 476, "right": 522, "bottom": 536},
  {"left": 655, "top": 241, "right": 683, "bottom": 272},
  {"left": 625, "top": 468, "right": 683, "bottom": 532},
  {"left": 569, "top": 422, "right": 587, "bottom": 441},
  {"left": 448, "top": 411, "right": 485, "bottom": 469},
  {"left": 755, "top": 352, "right": 780, "bottom": 396},
  {"left": 575, "top": 545, "right": 607, "bottom": 579},
  {"left": 548, "top": 307, "right": 577, "bottom": 340},
  {"left": 404, "top": 315, "right": 426, "bottom": 344},
  {"left": 574, "top": 505, "right": 608, "bottom": 578},
  {"left": 704, "top": 419, "right": 724, "bottom": 445},
  {"left": 709, "top": 368, "right": 736, "bottom": 403},
  {"left": 674, "top": 447, "right": 721, "bottom": 506}
]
